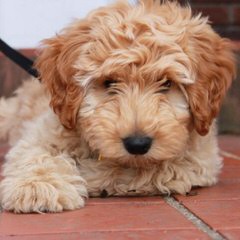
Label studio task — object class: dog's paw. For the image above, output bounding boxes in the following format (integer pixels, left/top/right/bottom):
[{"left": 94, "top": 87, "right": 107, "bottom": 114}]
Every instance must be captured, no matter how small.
[
  {"left": 0, "top": 177, "right": 88, "bottom": 213},
  {"left": 162, "top": 174, "right": 217, "bottom": 195}
]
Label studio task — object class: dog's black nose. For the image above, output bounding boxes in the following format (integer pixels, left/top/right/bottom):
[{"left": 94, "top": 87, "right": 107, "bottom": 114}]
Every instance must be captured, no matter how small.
[{"left": 123, "top": 136, "right": 152, "bottom": 155}]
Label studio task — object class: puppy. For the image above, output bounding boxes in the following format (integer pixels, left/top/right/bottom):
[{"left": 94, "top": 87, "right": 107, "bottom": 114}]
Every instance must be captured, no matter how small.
[{"left": 0, "top": 0, "right": 235, "bottom": 213}]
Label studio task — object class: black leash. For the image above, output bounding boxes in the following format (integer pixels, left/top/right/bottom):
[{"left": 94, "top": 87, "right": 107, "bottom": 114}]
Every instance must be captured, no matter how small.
[{"left": 0, "top": 38, "right": 39, "bottom": 78}]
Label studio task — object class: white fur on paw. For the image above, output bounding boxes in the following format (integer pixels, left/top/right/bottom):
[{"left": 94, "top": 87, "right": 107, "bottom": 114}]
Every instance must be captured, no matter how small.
[{"left": 0, "top": 177, "right": 88, "bottom": 213}]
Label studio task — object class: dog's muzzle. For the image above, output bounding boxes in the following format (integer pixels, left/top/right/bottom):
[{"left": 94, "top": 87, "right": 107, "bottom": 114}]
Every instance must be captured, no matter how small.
[{"left": 123, "top": 135, "right": 152, "bottom": 155}]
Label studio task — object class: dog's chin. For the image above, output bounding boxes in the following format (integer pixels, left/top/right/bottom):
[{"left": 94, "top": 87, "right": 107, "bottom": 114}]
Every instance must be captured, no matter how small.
[
  {"left": 99, "top": 154, "right": 177, "bottom": 169},
  {"left": 118, "top": 156, "right": 162, "bottom": 169}
]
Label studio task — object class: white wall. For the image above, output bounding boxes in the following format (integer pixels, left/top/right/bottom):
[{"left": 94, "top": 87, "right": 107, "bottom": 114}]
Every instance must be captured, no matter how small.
[{"left": 0, "top": 0, "right": 112, "bottom": 48}]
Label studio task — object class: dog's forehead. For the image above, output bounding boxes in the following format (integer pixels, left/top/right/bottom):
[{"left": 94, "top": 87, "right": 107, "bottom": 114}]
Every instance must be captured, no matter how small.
[
  {"left": 76, "top": 40, "right": 193, "bottom": 85},
  {"left": 74, "top": 1, "right": 195, "bottom": 84},
  {"left": 87, "top": 5, "right": 185, "bottom": 54},
  {"left": 89, "top": 1, "right": 190, "bottom": 44}
]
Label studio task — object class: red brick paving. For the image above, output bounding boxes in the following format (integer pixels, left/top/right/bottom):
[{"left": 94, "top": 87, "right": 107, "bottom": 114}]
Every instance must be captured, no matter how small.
[
  {"left": 177, "top": 199, "right": 240, "bottom": 229},
  {"left": 1, "top": 199, "right": 207, "bottom": 239},
  {"left": 1, "top": 230, "right": 211, "bottom": 240},
  {"left": 174, "top": 156, "right": 240, "bottom": 239},
  {"left": 220, "top": 230, "right": 240, "bottom": 240},
  {"left": 219, "top": 135, "right": 240, "bottom": 156},
  {"left": 0, "top": 135, "right": 240, "bottom": 239}
]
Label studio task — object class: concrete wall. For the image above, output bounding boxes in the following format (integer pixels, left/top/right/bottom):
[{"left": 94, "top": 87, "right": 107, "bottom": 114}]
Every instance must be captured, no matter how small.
[{"left": 0, "top": 0, "right": 112, "bottom": 48}]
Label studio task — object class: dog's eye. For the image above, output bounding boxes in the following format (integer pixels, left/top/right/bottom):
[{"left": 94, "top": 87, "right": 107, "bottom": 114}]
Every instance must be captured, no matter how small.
[
  {"left": 158, "top": 79, "right": 172, "bottom": 92},
  {"left": 162, "top": 80, "right": 172, "bottom": 88},
  {"left": 103, "top": 79, "right": 117, "bottom": 88}
]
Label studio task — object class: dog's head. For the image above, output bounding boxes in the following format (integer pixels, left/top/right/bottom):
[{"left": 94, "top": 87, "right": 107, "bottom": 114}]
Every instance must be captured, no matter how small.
[{"left": 35, "top": 0, "right": 235, "bottom": 166}]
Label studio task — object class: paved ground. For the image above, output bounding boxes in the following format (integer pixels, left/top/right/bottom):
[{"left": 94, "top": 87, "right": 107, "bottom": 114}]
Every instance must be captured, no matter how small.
[{"left": 0, "top": 135, "right": 239, "bottom": 240}]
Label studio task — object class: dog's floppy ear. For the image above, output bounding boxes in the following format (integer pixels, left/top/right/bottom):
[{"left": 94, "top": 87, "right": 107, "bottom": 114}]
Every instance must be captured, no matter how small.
[
  {"left": 35, "top": 25, "right": 90, "bottom": 129},
  {"left": 185, "top": 23, "right": 236, "bottom": 136}
]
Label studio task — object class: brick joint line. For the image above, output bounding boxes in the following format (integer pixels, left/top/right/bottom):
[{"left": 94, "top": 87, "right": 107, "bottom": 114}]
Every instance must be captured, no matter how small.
[
  {"left": 163, "top": 196, "right": 226, "bottom": 240},
  {"left": 220, "top": 150, "right": 240, "bottom": 161}
]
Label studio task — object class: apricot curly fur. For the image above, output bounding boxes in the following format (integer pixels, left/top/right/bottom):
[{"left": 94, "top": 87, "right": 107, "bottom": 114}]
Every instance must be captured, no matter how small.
[{"left": 0, "top": 0, "right": 235, "bottom": 213}]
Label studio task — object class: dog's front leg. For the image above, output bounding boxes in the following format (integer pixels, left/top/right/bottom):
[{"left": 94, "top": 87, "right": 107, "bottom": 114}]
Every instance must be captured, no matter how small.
[{"left": 0, "top": 139, "right": 88, "bottom": 213}]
